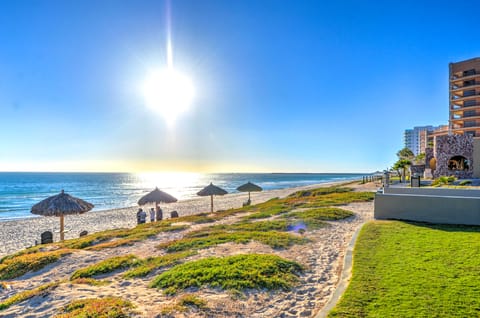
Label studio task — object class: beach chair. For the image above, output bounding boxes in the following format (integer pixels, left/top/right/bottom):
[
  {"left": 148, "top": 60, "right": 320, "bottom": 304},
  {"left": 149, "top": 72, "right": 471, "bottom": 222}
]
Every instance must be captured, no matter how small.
[
  {"left": 40, "top": 231, "right": 53, "bottom": 244},
  {"left": 79, "top": 230, "right": 88, "bottom": 237},
  {"left": 170, "top": 211, "right": 179, "bottom": 218}
]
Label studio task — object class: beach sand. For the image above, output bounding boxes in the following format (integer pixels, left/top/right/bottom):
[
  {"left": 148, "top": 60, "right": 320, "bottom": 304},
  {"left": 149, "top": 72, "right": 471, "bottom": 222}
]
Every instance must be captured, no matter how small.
[
  {"left": 0, "top": 180, "right": 377, "bottom": 317},
  {"left": 0, "top": 181, "right": 365, "bottom": 257}
]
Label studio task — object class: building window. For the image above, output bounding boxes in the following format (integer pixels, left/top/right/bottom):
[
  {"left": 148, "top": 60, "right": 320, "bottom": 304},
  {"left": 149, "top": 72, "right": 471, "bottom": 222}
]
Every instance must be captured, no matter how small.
[
  {"left": 463, "top": 90, "right": 476, "bottom": 97},
  {"left": 464, "top": 110, "right": 477, "bottom": 117},
  {"left": 463, "top": 69, "right": 476, "bottom": 76},
  {"left": 464, "top": 100, "right": 477, "bottom": 107},
  {"left": 464, "top": 120, "right": 476, "bottom": 127}
]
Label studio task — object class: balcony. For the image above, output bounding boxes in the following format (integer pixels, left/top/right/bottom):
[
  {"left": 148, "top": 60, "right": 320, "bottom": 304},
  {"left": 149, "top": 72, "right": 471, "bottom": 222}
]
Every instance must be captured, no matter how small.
[
  {"left": 450, "top": 73, "right": 480, "bottom": 82},
  {"left": 450, "top": 93, "right": 480, "bottom": 101},
  {"left": 450, "top": 82, "right": 480, "bottom": 92}
]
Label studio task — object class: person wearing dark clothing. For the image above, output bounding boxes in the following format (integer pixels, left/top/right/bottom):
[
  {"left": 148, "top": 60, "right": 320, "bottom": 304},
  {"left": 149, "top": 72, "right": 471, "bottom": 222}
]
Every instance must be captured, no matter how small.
[{"left": 156, "top": 207, "right": 163, "bottom": 221}]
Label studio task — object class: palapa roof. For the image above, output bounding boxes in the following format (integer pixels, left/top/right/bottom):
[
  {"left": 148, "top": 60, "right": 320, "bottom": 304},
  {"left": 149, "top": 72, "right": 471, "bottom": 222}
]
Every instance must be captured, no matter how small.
[
  {"left": 31, "top": 190, "right": 94, "bottom": 217},
  {"left": 236, "top": 182, "right": 262, "bottom": 192},
  {"left": 197, "top": 183, "right": 228, "bottom": 196},
  {"left": 138, "top": 187, "right": 178, "bottom": 205}
]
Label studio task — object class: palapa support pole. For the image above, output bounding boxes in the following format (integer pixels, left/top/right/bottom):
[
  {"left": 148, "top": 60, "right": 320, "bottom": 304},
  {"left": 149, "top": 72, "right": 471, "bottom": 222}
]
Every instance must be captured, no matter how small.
[
  {"left": 210, "top": 195, "right": 214, "bottom": 213},
  {"left": 248, "top": 191, "right": 251, "bottom": 201},
  {"left": 60, "top": 215, "right": 65, "bottom": 241}
]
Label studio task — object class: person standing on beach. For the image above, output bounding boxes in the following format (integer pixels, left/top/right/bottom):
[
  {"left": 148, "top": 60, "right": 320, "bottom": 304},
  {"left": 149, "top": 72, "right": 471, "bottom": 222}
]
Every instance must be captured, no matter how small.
[
  {"left": 156, "top": 206, "right": 163, "bottom": 221},
  {"left": 136, "top": 208, "right": 143, "bottom": 225},
  {"left": 149, "top": 208, "right": 155, "bottom": 222},
  {"left": 138, "top": 208, "right": 147, "bottom": 224}
]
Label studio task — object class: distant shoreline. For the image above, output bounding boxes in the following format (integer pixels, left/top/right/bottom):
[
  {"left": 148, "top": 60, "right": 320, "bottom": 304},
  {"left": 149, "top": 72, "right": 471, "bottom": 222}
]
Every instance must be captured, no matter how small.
[{"left": 0, "top": 173, "right": 366, "bottom": 221}]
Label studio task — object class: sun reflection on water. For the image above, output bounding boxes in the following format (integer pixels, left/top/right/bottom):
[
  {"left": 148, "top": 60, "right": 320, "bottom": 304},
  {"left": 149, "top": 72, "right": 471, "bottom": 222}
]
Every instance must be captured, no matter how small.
[{"left": 134, "top": 172, "right": 203, "bottom": 200}]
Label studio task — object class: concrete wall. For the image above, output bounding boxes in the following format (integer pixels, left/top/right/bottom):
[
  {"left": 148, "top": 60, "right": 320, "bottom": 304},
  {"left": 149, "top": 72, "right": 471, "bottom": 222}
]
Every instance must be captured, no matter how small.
[
  {"left": 384, "top": 187, "right": 480, "bottom": 197},
  {"left": 375, "top": 193, "right": 480, "bottom": 225}
]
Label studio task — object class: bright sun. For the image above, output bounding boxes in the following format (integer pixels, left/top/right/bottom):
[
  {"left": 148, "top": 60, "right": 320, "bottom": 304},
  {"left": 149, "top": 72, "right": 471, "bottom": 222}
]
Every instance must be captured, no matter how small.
[{"left": 142, "top": 67, "right": 195, "bottom": 123}]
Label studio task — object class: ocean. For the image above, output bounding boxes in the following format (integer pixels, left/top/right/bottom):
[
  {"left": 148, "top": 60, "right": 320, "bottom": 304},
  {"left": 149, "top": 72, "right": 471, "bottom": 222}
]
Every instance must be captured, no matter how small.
[{"left": 0, "top": 172, "right": 366, "bottom": 221}]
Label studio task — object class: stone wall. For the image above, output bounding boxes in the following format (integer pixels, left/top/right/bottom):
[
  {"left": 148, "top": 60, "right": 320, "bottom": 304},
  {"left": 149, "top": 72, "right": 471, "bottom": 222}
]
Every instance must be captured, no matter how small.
[
  {"left": 410, "top": 165, "right": 425, "bottom": 176},
  {"left": 433, "top": 135, "right": 473, "bottom": 179}
]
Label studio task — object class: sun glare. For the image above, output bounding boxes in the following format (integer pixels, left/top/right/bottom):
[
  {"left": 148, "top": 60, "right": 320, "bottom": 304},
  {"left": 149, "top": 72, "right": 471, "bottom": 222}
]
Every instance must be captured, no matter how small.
[{"left": 143, "top": 67, "right": 195, "bottom": 124}]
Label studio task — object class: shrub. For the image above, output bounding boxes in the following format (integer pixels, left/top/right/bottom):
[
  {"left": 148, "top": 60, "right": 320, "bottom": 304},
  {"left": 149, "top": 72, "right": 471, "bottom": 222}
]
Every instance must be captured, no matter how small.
[
  {"left": 70, "top": 255, "right": 140, "bottom": 280},
  {"left": 459, "top": 180, "right": 472, "bottom": 186},
  {"left": 150, "top": 254, "right": 303, "bottom": 294},
  {"left": 54, "top": 297, "right": 134, "bottom": 318},
  {"left": 0, "top": 250, "right": 72, "bottom": 280},
  {"left": 0, "top": 281, "right": 60, "bottom": 310},
  {"left": 158, "top": 231, "right": 308, "bottom": 252},
  {"left": 122, "top": 251, "right": 196, "bottom": 279}
]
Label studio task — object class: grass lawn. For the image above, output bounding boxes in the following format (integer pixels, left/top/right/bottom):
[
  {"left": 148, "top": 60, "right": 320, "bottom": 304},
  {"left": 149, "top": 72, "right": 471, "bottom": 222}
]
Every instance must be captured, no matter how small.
[{"left": 330, "top": 221, "right": 480, "bottom": 317}]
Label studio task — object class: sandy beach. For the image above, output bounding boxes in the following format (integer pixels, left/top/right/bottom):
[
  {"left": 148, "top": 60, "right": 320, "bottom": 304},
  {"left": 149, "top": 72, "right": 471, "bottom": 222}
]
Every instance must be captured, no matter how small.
[
  {"left": 0, "top": 180, "right": 377, "bottom": 317},
  {"left": 0, "top": 181, "right": 364, "bottom": 257}
]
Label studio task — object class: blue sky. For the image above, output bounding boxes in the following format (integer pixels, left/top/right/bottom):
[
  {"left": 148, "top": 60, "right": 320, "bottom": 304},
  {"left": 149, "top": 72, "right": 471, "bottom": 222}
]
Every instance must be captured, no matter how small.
[{"left": 0, "top": 0, "right": 477, "bottom": 173}]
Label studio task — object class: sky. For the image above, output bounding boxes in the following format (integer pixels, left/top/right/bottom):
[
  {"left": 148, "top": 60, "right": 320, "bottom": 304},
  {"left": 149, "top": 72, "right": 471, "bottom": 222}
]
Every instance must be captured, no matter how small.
[{"left": 0, "top": 0, "right": 478, "bottom": 173}]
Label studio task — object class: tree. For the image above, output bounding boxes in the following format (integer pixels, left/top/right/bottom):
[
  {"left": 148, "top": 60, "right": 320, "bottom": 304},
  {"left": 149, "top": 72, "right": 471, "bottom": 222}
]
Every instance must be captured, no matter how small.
[
  {"left": 397, "top": 148, "right": 414, "bottom": 160},
  {"left": 414, "top": 152, "right": 425, "bottom": 165},
  {"left": 393, "top": 158, "right": 411, "bottom": 183}
]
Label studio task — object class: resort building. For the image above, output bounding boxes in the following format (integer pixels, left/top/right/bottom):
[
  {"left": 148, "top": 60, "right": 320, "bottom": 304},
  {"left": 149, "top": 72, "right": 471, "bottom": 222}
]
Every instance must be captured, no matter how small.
[
  {"left": 404, "top": 125, "right": 442, "bottom": 156},
  {"left": 450, "top": 58, "right": 480, "bottom": 138}
]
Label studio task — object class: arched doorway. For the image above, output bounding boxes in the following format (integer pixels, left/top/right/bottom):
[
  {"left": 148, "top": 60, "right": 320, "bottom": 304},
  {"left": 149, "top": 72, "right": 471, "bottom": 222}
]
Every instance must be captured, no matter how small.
[{"left": 448, "top": 156, "right": 469, "bottom": 171}]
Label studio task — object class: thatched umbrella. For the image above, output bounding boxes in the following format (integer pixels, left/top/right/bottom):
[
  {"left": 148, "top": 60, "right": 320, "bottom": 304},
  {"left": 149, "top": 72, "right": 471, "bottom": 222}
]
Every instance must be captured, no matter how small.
[
  {"left": 31, "top": 190, "right": 94, "bottom": 241},
  {"left": 197, "top": 183, "right": 227, "bottom": 213},
  {"left": 237, "top": 181, "right": 262, "bottom": 202},
  {"left": 138, "top": 187, "right": 177, "bottom": 215}
]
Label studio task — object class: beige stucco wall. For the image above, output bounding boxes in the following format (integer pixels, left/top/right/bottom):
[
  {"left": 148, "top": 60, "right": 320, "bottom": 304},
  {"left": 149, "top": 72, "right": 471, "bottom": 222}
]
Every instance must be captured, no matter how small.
[
  {"left": 474, "top": 139, "right": 480, "bottom": 178},
  {"left": 375, "top": 193, "right": 480, "bottom": 225}
]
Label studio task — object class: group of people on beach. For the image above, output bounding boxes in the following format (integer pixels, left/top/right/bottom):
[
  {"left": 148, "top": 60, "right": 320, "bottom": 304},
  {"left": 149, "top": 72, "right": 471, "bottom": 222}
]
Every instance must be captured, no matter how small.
[{"left": 136, "top": 207, "right": 162, "bottom": 224}]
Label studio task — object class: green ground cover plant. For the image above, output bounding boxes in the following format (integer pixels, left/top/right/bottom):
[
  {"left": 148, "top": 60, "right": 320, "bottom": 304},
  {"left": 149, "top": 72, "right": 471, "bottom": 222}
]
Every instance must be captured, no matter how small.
[
  {"left": 150, "top": 254, "right": 303, "bottom": 294},
  {"left": 330, "top": 221, "right": 480, "bottom": 317},
  {"left": 286, "top": 207, "right": 354, "bottom": 222},
  {"left": 122, "top": 251, "right": 196, "bottom": 279},
  {"left": 0, "top": 281, "right": 60, "bottom": 310},
  {"left": 61, "top": 223, "right": 188, "bottom": 250},
  {"left": 158, "top": 230, "right": 308, "bottom": 252},
  {"left": 0, "top": 249, "right": 73, "bottom": 280},
  {"left": 187, "top": 220, "right": 293, "bottom": 235},
  {"left": 70, "top": 254, "right": 140, "bottom": 280},
  {"left": 54, "top": 297, "right": 134, "bottom": 318},
  {"left": 70, "top": 277, "right": 111, "bottom": 286},
  {"left": 241, "top": 187, "right": 373, "bottom": 220},
  {"left": 431, "top": 175, "right": 456, "bottom": 187}
]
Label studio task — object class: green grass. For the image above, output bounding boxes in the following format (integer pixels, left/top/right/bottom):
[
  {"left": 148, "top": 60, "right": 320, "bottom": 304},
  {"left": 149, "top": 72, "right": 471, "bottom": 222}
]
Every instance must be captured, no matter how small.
[
  {"left": 0, "top": 249, "right": 73, "bottom": 280},
  {"left": 70, "top": 254, "right": 141, "bottom": 280},
  {"left": 122, "top": 251, "right": 196, "bottom": 279},
  {"left": 0, "top": 281, "right": 60, "bottom": 310},
  {"left": 150, "top": 254, "right": 303, "bottom": 294},
  {"left": 158, "top": 230, "right": 308, "bottom": 252},
  {"left": 330, "top": 221, "right": 480, "bottom": 317},
  {"left": 54, "top": 297, "right": 135, "bottom": 318}
]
